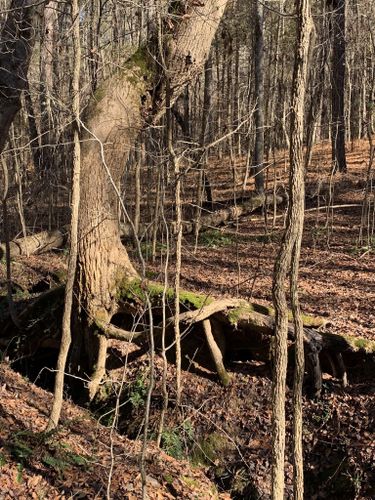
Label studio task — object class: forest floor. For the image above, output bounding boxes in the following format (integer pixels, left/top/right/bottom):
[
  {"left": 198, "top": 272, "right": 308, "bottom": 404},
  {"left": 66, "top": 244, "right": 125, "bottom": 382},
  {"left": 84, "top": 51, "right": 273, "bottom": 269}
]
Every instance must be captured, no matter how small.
[
  {"left": 0, "top": 139, "right": 374, "bottom": 498},
  {"left": 153, "top": 138, "right": 375, "bottom": 341}
]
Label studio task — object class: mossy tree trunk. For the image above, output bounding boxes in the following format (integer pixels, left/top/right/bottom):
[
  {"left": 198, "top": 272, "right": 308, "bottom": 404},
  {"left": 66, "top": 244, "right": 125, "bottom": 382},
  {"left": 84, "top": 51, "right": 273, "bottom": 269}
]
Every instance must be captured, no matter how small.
[{"left": 72, "top": 0, "right": 229, "bottom": 398}]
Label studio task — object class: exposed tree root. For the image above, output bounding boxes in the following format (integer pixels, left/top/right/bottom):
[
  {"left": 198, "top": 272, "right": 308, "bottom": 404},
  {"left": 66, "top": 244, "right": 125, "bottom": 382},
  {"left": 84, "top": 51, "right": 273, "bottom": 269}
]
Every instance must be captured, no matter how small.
[
  {"left": 1, "top": 279, "right": 374, "bottom": 396},
  {"left": 203, "top": 318, "right": 231, "bottom": 386}
]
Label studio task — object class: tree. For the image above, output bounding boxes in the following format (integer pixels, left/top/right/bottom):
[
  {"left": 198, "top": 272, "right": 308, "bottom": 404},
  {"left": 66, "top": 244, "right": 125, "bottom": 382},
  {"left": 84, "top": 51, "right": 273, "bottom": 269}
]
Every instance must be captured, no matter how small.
[
  {"left": 329, "top": 0, "right": 347, "bottom": 172},
  {"left": 0, "top": 0, "right": 42, "bottom": 154},
  {"left": 271, "top": 0, "right": 313, "bottom": 498},
  {"left": 0, "top": 0, "right": 229, "bottom": 405},
  {"left": 48, "top": 0, "right": 81, "bottom": 431},
  {"left": 252, "top": 0, "right": 265, "bottom": 193},
  {"left": 72, "top": 0, "right": 230, "bottom": 399}
]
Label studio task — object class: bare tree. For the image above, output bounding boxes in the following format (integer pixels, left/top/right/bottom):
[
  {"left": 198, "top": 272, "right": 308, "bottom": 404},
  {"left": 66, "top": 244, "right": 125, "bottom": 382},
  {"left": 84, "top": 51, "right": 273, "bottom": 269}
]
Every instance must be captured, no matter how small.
[
  {"left": 271, "top": 0, "right": 313, "bottom": 498},
  {"left": 329, "top": 0, "right": 347, "bottom": 172},
  {"left": 0, "top": 0, "right": 42, "bottom": 154},
  {"left": 253, "top": 0, "right": 265, "bottom": 193},
  {"left": 48, "top": 0, "right": 81, "bottom": 430}
]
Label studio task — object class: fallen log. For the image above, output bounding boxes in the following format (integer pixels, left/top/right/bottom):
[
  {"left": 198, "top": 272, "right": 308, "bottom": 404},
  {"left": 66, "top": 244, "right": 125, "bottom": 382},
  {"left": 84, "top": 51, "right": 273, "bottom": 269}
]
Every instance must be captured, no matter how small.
[
  {"left": 176, "top": 193, "right": 283, "bottom": 235},
  {"left": 0, "top": 227, "right": 70, "bottom": 259},
  {"left": 1, "top": 193, "right": 283, "bottom": 259}
]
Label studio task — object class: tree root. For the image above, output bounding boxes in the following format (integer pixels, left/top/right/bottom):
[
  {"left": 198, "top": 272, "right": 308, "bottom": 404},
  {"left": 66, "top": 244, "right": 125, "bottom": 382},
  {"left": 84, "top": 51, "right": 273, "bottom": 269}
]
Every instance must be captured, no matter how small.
[
  {"left": 95, "top": 321, "right": 147, "bottom": 342},
  {"left": 88, "top": 336, "right": 108, "bottom": 401},
  {"left": 203, "top": 318, "right": 231, "bottom": 386},
  {"left": 2, "top": 280, "right": 374, "bottom": 396}
]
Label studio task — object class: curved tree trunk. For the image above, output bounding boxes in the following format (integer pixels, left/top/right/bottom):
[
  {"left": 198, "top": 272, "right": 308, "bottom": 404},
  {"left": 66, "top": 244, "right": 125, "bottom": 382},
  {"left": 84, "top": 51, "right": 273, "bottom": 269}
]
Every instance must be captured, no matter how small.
[
  {"left": 72, "top": 0, "right": 230, "bottom": 398},
  {"left": 271, "top": 0, "right": 313, "bottom": 497}
]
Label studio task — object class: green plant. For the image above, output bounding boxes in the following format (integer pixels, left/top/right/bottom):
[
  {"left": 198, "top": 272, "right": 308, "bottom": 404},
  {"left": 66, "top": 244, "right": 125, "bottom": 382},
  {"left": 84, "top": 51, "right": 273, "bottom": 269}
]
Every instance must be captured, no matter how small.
[
  {"left": 347, "top": 236, "right": 375, "bottom": 256},
  {"left": 182, "top": 420, "right": 195, "bottom": 442},
  {"left": 129, "top": 375, "right": 147, "bottom": 409},
  {"left": 343, "top": 467, "right": 363, "bottom": 498},
  {"left": 0, "top": 452, "right": 7, "bottom": 467},
  {"left": 9, "top": 431, "right": 35, "bottom": 462},
  {"left": 181, "top": 476, "right": 200, "bottom": 488},
  {"left": 160, "top": 428, "right": 185, "bottom": 459},
  {"left": 199, "top": 229, "right": 234, "bottom": 248},
  {"left": 159, "top": 421, "right": 196, "bottom": 460},
  {"left": 6, "top": 430, "right": 90, "bottom": 479},
  {"left": 163, "top": 473, "right": 174, "bottom": 484},
  {"left": 311, "top": 400, "right": 332, "bottom": 426},
  {"left": 139, "top": 241, "right": 167, "bottom": 259},
  {"left": 42, "top": 448, "right": 88, "bottom": 479},
  {"left": 16, "top": 463, "right": 23, "bottom": 483},
  {"left": 13, "top": 288, "right": 30, "bottom": 300}
]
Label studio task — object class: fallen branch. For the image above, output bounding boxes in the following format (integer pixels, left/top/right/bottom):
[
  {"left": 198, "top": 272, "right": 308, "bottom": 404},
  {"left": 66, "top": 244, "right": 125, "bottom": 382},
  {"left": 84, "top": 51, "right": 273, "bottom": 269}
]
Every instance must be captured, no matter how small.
[{"left": 176, "top": 193, "right": 283, "bottom": 234}]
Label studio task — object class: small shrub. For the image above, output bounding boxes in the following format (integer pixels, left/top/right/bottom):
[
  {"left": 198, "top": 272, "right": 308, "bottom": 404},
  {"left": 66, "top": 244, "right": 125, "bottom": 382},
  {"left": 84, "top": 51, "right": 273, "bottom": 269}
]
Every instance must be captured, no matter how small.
[
  {"left": 129, "top": 374, "right": 148, "bottom": 409},
  {"left": 199, "top": 229, "right": 234, "bottom": 248},
  {"left": 160, "top": 421, "right": 195, "bottom": 460},
  {"left": 140, "top": 241, "right": 167, "bottom": 260},
  {"left": 160, "top": 428, "right": 185, "bottom": 459},
  {"left": 6, "top": 430, "right": 90, "bottom": 478}
]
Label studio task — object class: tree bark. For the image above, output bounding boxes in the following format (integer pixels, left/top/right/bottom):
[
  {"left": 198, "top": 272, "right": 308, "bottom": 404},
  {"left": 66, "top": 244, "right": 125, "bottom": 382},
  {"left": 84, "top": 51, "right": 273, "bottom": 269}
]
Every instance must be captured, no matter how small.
[
  {"left": 289, "top": 2, "right": 313, "bottom": 497},
  {"left": 253, "top": 0, "right": 265, "bottom": 193},
  {"left": 48, "top": 0, "right": 81, "bottom": 430},
  {"left": 271, "top": 0, "right": 313, "bottom": 498},
  {"left": 38, "top": 0, "right": 58, "bottom": 176},
  {"left": 329, "top": 0, "right": 347, "bottom": 172},
  {"left": 73, "top": 0, "right": 230, "bottom": 398},
  {"left": 0, "top": 0, "right": 43, "bottom": 154}
]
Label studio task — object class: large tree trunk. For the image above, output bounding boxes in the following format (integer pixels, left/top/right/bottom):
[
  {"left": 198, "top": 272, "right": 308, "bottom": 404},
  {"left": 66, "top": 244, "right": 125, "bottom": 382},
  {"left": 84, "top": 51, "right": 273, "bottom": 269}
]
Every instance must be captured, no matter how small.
[{"left": 73, "top": 0, "right": 230, "bottom": 397}]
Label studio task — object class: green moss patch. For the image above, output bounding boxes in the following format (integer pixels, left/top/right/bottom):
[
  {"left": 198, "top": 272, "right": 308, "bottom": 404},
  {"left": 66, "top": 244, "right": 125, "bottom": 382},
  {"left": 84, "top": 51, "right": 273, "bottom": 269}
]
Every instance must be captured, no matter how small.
[
  {"left": 345, "top": 336, "right": 375, "bottom": 353},
  {"left": 191, "top": 432, "right": 234, "bottom": 466},
  {"left": 227, "top": 304, "right": 255, "bottom": 325},
  {"left": 116, "top": 277, "right": 213, "bottom": 310}
]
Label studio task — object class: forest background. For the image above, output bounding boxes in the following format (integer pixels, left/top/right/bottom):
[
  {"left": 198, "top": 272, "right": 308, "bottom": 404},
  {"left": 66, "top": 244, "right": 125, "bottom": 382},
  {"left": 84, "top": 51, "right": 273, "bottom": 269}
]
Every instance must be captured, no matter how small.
[{"left": 0, "top": 0, "right": 374, "bottom": 499}]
